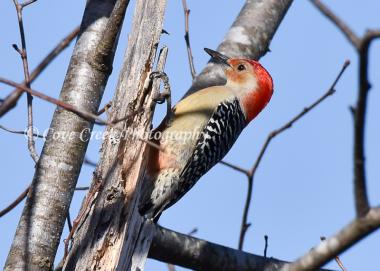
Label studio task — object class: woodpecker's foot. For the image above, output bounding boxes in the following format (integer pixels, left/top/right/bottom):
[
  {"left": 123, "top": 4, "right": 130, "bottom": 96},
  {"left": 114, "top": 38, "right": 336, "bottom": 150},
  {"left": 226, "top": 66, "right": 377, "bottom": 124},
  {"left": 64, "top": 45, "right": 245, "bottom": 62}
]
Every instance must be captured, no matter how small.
[
  {"left": 150, "top": 71, "right": 172, "bottom": 118},
  {"left": 152, "top": 91, "right": 170, "bottom": 104}
]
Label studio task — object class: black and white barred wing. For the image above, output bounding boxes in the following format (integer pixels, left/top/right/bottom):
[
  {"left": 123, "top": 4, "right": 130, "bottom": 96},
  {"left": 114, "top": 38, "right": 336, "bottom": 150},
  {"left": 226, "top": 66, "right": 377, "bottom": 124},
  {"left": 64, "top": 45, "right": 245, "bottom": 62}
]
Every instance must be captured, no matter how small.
[{"left": 177, "top": 98, "right": 247, "bottom": 196}]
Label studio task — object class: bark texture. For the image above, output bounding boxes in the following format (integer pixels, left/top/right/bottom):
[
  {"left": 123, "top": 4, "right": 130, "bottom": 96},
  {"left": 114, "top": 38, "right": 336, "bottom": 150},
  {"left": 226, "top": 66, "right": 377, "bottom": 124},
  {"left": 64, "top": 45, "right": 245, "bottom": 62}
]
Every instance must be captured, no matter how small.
[
  {"left": 186, "top": 0, "right": 293, "bottom": 96},
  {"left": 5, "top": 0, "right": 129, "bottom": 270},
  {"left": 62, "top": 0, "right": 167, "bottom": 269}
]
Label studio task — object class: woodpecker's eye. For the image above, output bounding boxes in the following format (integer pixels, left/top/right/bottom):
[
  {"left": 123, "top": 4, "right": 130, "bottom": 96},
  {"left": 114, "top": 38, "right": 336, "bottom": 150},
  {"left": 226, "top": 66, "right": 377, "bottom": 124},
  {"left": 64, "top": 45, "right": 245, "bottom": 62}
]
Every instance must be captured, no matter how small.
[{"left": 237, "top": 64, "right": 246, "bottom": 71}]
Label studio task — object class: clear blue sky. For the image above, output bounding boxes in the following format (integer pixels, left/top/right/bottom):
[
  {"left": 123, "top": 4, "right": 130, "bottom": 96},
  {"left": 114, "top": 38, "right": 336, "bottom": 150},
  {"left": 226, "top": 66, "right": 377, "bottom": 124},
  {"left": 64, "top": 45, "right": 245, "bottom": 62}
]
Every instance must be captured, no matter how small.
[{"left": 1, "top": 0, "right": 379, "bottom": 270}]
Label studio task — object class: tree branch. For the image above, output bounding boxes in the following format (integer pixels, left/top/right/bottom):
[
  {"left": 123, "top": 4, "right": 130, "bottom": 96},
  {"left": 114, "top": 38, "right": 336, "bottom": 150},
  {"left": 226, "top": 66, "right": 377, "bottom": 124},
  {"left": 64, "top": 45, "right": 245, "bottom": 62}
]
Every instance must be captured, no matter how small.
[
  {"left": 149, "top": 226, "right": 333, "bottom": 271},
  {"left": 12, "top": 0, "right": 39, "bottom": 162},
  {"left": 0, "top": 186, "right": 30, "bottom": 218},
  {"left": 0, "top": 124, "right": 44, "bottom": 138},
  {"left": 353, "top": 30, "right": 380, "bottom": 216},
  {"left": 181, "top": 0, "right": 196, "bottom": 79}
]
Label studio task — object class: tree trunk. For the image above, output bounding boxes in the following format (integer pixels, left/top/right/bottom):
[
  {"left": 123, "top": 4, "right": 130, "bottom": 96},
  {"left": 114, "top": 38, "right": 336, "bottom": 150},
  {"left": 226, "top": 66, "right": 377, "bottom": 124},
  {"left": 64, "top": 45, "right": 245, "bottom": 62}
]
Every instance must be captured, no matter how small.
[
  {"left": 63, "top": 0, "right": 167, "bottom": 269},
  {"left": 4, "top": 0, "right": 130, "bottom": 270}
]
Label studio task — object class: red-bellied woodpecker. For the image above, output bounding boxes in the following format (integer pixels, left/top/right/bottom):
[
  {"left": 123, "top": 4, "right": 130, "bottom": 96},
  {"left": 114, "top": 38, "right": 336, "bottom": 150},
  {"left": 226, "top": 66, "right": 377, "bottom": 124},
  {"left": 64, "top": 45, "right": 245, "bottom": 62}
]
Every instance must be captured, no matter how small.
[{"left": 139, "top": 48, "right": 273, "bottom": 221}]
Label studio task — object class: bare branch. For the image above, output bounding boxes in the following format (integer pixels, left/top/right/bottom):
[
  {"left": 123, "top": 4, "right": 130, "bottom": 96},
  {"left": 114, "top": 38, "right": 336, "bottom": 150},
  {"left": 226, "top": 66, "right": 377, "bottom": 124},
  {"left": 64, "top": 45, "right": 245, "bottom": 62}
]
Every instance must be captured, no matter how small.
[
  {"left": 264, "top": 235, "right": 268, "bottom": 258},
  {"left": 20, "top": 0, "right": 37, "bottom": 9},
  {"left": 12, "top": 0, "right": 39, "bottom": 162},
  {"left": 181, "top": 0, "right": 196, "bottom": 79},
  {"left": 83, "top": 157, "right": 97, "bottom": 167},
  {"left": 0, "top": 186, "right": 30, "bottom": 217},
  {"left": 238, "top": 174, "right": 253, "bottom": 250},
  {"left": 0, "top": 182, "right": 94, "bottom": 220},
  {"left": 353, "top": 30, "right": 380, "bottom": 216},
  {"left": 67, "top": 212, "right": 73, "bottom": 232},
  {"left": 0, "top": 26, "right": 79, "bottom": 117},
  {"left": 0, "top": 124, "right": 44, "bottom": 138},
  {"left": 219, "top": 160, "right": 250, "bottom": 176},
  {"left": 149, "top": 225, "right": 334, "bottom": 271},
  {"left": 281, "top": 207, "right": 380, "bottom": 271},
  {"left": 96, "top": 101, "right": 112, "bottom": 115},
  {"left": 74, "top": 186, "right": 90, "bottom": 191}
]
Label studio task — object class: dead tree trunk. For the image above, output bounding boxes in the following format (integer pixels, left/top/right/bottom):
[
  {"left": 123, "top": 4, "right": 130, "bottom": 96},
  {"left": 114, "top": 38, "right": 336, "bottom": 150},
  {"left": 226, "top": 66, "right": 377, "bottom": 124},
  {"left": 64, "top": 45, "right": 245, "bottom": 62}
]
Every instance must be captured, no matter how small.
[{"left": 63, "top": 0, "right": 167, "bottom": 269}]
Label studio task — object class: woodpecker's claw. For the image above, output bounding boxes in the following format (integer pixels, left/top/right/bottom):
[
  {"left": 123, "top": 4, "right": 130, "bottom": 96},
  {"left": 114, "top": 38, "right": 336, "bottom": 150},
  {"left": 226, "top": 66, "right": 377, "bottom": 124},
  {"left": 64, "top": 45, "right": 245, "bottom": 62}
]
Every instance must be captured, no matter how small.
[
  {"left": 153, "top": 91, "right": 170, "bottom": 104},
  {"left": 150, "top": 71, "right": 172, "bottom": 119}
]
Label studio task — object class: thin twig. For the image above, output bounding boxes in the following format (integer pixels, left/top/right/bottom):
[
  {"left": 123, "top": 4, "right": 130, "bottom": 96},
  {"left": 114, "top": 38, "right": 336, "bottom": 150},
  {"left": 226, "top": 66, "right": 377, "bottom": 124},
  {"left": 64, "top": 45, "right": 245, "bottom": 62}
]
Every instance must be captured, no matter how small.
[
  {"left": 84, "top": 157, "right": 97, "bottom": 167},
  {"left": 0, "top": 124, "right": 44, "bottom": 138},
  {"left": 188, "top": 227, "right": 198, "bottom": 236},
  {"left": 181, "top": 0, "right": 196, "bottom": 79},
  {"left": 0, "top": 26, "right": 79, "bottom": 117},
  {"left": 75, "top": 186, "right": 90, "bottom": 191},
  {"left": 97, "top": 101, "right": 112, "bottom": 116},
  {"left": 237, "top": 60, "right": 350, "bottom": 250},
  {"left": 264, "top": 235, "right": 268, "bottom": 258},
  {"left": 219, "top": 160, "right": 250, "bottom": 176},
  {"left": 13, "top": 0, "right": 39, "bottom": 162},
  {"left": 238, "top": 174, "right": 252, "bottom": 250},
  {"left": 320, "top": 236, "right": 347, "bottom": 271},
  {"left": 0, "top": 185, "right": 30, "bottom": 217},
  {"left": 20, "top": 0, "right": 37, "bottom": 8},
  {"left": 67, "top": 212, "right": 73, "bottom": 232},
  {"left": 0, "top": 184, "right": 89, "bottom": 219}
]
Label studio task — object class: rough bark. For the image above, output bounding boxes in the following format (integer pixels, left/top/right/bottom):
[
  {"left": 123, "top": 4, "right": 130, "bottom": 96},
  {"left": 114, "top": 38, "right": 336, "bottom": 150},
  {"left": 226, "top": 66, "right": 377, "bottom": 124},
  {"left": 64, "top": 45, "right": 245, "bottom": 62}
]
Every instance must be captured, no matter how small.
[
  {"left": 149, "top": 226, "right": 333, "bottom": 271},
  {"left": 186, "top": 0, "right": 293, "bottom": 96},
  {"left": 62, "top": 0, "right": 167, "bottom": 269},
  {"left": 4, "top": 0, "right": 129, "bottom": 270}
]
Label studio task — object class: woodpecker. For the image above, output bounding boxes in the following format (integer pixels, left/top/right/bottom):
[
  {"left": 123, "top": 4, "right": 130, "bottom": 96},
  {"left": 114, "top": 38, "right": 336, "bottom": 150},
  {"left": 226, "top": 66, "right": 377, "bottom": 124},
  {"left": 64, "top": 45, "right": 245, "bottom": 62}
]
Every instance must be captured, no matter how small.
[{"left": 139, "top": 48, "right": 273, "bottom": 220}]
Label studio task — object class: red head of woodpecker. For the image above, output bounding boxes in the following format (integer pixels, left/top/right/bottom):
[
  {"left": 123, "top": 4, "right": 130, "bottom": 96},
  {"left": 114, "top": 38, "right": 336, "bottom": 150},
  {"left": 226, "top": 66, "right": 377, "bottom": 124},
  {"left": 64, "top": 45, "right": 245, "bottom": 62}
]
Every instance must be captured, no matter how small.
[
  {"left": 204, "top": 48, "right": 273, "bottom": 124},
  {"left": 139, "top": 48, "right": 274, "bottom": 220}
]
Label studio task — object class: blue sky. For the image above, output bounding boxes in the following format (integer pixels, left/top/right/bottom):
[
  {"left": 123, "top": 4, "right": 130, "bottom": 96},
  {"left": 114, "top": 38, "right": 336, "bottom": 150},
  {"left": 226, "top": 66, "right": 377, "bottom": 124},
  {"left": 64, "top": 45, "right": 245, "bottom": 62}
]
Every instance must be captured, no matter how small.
[{"left": 1, "top": 0, "right": 379, "bottom": 270}]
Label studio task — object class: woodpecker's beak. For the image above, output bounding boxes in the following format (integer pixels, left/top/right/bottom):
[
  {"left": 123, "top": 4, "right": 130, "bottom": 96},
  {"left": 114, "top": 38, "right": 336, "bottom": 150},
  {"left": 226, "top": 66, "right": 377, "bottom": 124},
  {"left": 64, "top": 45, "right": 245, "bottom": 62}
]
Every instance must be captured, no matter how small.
[{"left": 204, "top": 48, "right": 231, "bottom": 67}]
